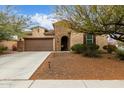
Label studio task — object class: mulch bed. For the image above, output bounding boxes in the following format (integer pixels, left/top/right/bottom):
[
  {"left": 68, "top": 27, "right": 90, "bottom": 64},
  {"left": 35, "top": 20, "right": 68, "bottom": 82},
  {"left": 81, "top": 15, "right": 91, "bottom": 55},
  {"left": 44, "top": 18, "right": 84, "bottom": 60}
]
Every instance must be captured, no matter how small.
[{"left": 30, "top": 52, "right": 124, "bottom": 80}]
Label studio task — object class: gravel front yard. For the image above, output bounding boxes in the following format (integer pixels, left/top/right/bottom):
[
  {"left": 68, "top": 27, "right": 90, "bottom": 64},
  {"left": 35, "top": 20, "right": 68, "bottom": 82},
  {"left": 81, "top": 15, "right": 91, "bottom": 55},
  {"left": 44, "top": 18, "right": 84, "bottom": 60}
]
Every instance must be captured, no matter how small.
[{"left": 30, "top": 52, "right": 124, "bottom": 80}]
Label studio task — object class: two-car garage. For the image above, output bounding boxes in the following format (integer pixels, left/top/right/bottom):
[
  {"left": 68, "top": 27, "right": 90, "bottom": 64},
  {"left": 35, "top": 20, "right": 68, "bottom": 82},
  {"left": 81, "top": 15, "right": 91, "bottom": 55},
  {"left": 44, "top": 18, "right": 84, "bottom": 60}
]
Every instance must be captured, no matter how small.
[{"left": 24, "top": 37, "right": 54, "bottom": 51}]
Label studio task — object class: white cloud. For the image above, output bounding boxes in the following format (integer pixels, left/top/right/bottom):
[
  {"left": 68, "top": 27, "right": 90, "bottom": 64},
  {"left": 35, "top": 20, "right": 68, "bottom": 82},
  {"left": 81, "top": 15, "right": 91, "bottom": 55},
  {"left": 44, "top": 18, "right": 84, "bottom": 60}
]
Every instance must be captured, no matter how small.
[{"left": 31, "top": 13, "right": 58, "bottom": 30}]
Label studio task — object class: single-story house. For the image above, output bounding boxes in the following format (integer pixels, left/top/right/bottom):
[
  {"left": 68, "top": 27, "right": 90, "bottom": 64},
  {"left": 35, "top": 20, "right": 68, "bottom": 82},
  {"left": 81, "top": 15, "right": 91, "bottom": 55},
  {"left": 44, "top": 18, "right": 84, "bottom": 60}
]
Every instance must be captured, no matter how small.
[{"left": 17, "top": 20, "right": 109, "bottom": 51}]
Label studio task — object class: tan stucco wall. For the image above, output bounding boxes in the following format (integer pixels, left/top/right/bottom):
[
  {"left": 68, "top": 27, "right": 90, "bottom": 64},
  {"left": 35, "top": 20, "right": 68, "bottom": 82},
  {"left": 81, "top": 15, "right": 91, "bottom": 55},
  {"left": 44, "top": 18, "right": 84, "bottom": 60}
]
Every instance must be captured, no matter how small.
[
  {"left": 70, "top": 32, "right": 84, "bottom": 47},
  {"left": 54, "top": 25, "right": 71, "bottom": 51},
  {"left": 96, "top": 35, "right": 108, "bottom": 50},
  {"left": 32, "top": 27, "right": 46, "bottom": 37},
  {"left": 71, "top": 33, "right": 108, "bottom": 50},
  {"left": 52, "top": 38, "right": 55, "bottom": 51},
  {"left": 0, "top": 40, "right": 17, "bottom": 50}
]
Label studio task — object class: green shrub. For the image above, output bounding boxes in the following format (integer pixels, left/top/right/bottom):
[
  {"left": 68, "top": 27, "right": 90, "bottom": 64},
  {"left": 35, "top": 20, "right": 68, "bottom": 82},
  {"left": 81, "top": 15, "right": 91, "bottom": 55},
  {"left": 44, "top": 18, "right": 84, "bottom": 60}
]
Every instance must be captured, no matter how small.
[
  {"left": 103, "top": 45, "right": 117, "bottom": 54},
  {"left": 85, "top": 44, "right": 99, "bottom": 50},
  {"left": 71, "top": 44, "right": 100, "bottom": 57},
  {"left": 83, "top": 49, "right": 101, "bottom": 57},
  {"left": 0, "top": 45, "right": 8, "bottom": 54},
  {"left": 71, "top": 44, "right": 85, "bottom": 54},
  {"left": 83, "top": 44, "right": 100, "bottom": 57},
  {"left": 116, "top": 47, "right": 124, "bottom": 60}
]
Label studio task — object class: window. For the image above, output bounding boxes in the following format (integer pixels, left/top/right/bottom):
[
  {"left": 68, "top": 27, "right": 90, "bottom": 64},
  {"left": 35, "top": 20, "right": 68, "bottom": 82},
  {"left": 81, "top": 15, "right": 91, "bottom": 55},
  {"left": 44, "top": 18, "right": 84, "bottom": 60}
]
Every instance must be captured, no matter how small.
[{"left": 86, "top": 34, "right": 94, "bottom": 45}]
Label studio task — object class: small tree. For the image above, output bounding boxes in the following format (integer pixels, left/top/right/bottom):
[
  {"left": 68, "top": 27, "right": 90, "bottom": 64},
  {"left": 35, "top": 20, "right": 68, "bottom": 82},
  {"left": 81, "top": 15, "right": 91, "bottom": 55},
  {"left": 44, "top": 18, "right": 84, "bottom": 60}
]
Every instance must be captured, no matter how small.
[{"left": 0, "top": 6, "right": 30, "bottom": 40}]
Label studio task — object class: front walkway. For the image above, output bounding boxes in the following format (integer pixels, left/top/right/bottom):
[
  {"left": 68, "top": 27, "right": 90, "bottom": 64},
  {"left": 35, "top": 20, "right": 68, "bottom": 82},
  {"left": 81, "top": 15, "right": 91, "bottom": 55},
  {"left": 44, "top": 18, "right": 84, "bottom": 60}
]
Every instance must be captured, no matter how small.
[
  {"left": 0, "top": 52, "right": 50, "bottom": 79},
  {"left": 0, "top": 80, "right": 124, "bottom": 88}
]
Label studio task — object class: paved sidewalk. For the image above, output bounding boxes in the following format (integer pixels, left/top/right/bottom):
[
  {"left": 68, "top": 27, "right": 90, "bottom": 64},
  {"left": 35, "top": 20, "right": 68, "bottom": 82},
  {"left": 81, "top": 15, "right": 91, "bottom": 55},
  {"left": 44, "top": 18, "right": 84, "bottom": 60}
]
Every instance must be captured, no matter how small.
[
  {"left": 0, "top": 52, "right": 50, "bottom": 79},
  {"left": 0, "top": 80, "right": 123, "bottom": 88},
  {"left": 30, "top": 80, "right": 124, "bottom": 88},
  {"left": 0, "top": 80, "right": 33, "bottom": 88},
  {"left": 30, "top": 80, "right": 85, "bottom": 88}
]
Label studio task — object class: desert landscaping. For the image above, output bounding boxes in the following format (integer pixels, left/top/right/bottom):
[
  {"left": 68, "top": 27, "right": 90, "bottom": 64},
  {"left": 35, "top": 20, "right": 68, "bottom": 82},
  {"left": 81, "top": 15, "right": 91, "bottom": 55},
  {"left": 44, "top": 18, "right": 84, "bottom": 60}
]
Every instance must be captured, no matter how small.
[{"left": 30, "top": 52, "right": 124, "bottom": 80}]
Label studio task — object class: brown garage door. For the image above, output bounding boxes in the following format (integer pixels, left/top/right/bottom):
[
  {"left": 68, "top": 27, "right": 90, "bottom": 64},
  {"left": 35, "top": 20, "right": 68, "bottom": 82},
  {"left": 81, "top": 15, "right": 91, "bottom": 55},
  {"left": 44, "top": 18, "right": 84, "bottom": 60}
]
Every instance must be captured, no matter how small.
[{"left": 24, "top": 38, "right": 53, "bottom": 51}]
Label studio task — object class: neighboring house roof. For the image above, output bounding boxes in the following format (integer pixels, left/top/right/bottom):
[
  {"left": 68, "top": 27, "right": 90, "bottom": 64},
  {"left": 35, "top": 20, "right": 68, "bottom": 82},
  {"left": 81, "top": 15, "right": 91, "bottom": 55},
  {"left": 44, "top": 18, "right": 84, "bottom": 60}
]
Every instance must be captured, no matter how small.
[
  {"left": 24, "top": 31, "right": 32, "bottom": 34},
  {"left": 24, "top": 36, "right": 54, "bottom": 39},
  {"left": 24, "top": 29, "right": 32, "bottom": 32},
  {"left": 23, "top": 31, "right": 32, "bottom": 37},
  {"left": 44, "top": 30, "right": 55, "bottom": 36},
  {"left": 24, "top": 27, "right": 54, "bottom": 37},
  {"left": 31, "top": 26, "right": 48, "bottom": 31},
  {"left": 107, "top": 36, "right": 117, "bottom": 45}
]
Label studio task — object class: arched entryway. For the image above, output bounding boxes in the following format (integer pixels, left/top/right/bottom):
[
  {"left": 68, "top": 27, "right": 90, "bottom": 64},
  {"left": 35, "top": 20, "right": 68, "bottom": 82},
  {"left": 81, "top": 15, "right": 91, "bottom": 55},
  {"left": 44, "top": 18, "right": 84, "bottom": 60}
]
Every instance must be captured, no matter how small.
[{"left": 61, "top": 36, "right": 68, "bottom": 51}]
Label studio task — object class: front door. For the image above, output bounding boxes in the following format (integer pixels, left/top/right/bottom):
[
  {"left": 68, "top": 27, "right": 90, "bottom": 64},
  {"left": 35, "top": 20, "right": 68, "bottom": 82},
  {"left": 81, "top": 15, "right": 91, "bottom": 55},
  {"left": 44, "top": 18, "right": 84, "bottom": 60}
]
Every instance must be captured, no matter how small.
[{"left": 61, "top": 36, "right": 68, "bottom": 51}]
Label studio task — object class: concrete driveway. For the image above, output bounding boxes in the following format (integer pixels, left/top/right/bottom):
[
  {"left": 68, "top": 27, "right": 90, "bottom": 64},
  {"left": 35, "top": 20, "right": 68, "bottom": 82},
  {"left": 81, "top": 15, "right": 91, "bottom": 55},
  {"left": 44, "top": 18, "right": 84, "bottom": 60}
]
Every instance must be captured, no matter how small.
[{"left": 0, "top": 52, "right": 51, "bottom": 79}]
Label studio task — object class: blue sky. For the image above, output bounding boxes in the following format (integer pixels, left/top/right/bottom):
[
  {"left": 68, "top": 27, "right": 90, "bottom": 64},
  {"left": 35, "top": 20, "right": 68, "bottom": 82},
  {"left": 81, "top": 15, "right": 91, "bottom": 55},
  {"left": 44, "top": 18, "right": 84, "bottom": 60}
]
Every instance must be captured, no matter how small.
[
  {"left": 0, "top": 5, "right": 57, "bottom": 30},
  {"left": 16, "top": 5, "right": 55, "bottom": 15},
  {"left": 15, "top": 5, "right": 57, "bottom": 30}
]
